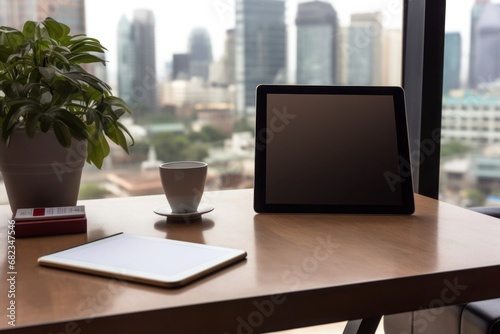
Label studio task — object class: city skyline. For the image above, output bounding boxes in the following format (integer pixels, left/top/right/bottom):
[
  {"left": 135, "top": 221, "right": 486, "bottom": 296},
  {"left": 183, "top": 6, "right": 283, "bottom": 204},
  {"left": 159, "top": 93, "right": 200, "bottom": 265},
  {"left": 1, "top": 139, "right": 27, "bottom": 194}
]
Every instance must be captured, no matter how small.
[
  {"left": 295, "top": 1, "right": 339, "bottom": 85},
  {"left": 83, "top": 0, "right": 492, "bottom": 88},
  {"left": 2, "top": 0, "right": 500, "bottom": 207},
  {"left": 85, "top": 0, "right": 405, "bottom": 86},
  {"left": 0, "top": 1, "right": 494, "bottom": 74},
  {"left": 1, "top": 0, "right": 496, "bottom": 91},
  {"left": 235, "top": 0, "right": 287, "bottom": 115}
]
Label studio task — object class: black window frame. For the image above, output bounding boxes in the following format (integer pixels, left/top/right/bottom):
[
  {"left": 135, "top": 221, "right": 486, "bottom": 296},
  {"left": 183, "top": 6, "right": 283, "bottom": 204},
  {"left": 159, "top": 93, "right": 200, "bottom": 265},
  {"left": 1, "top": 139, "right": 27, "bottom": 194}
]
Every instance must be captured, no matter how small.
[{"left": 403, "top": 0, "right": 446, "bottom": 199}]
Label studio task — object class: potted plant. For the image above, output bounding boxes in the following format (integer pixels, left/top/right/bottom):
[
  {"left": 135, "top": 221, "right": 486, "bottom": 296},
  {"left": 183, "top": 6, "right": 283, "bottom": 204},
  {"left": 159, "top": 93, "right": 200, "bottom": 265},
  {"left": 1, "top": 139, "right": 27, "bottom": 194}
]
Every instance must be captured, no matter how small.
[{"left": 0, "top": 17, "right": 134, "bottom": 213}]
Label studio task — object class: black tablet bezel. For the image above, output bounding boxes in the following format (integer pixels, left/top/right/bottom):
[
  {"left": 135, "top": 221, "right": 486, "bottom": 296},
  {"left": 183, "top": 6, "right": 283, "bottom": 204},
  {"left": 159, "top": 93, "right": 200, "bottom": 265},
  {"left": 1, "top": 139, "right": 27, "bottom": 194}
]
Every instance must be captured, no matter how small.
[{"left": 253, "top": 85, "right": 415, "bottom": 214}]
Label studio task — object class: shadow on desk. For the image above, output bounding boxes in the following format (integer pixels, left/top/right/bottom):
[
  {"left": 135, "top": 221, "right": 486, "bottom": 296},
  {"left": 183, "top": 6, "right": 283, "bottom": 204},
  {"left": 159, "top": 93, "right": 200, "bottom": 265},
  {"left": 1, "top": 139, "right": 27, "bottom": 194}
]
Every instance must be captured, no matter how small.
[{"left": 153, "top": 218, "right": 214, "bottom": 244}]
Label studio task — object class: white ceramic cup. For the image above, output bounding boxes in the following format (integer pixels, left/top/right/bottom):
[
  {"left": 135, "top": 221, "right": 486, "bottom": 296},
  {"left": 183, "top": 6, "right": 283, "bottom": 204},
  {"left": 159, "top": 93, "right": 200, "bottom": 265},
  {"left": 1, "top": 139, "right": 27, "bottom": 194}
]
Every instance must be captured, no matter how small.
[{"left": 159, "top": 161, "right": 208, "bottom": 213}]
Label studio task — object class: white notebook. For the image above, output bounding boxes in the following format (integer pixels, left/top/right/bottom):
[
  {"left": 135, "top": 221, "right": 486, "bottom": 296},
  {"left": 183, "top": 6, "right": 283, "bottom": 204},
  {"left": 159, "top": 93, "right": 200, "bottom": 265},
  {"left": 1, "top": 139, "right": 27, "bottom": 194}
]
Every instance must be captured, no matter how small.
[{"left": 38, "top": 233, "right": 247, "bottom": 287}]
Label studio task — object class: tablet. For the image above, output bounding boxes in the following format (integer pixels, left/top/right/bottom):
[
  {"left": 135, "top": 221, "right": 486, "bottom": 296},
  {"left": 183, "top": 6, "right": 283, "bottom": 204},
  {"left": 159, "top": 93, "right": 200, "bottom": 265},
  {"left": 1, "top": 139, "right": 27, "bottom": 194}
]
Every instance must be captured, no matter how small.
[
  {"left": 254, "top": 85, "right": 414, "bottom": 214},
  {"left": 38, "top": 233, "right": 247, "bottom": 288}
]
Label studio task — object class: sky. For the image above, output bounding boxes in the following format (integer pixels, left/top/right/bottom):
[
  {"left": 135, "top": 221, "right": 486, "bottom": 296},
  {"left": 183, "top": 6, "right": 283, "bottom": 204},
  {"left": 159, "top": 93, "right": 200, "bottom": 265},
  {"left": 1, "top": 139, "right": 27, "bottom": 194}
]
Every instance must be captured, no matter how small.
[{"left": 84, "top": 0, "right": 487, "bottom": 86}]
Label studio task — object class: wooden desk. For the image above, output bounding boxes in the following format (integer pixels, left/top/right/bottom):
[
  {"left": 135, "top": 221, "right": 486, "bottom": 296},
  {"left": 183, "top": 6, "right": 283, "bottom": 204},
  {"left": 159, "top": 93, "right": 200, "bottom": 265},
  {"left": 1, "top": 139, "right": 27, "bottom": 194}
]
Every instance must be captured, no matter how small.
[{"left": 2, "top": 189, "right": 500, "bottom": 333}]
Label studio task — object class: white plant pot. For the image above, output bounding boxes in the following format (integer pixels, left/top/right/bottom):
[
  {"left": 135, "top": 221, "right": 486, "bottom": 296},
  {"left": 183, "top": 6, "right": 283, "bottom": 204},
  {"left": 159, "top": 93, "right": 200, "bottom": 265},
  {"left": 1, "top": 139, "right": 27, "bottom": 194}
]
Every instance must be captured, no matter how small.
[{"left": 0, "top": 129, "right": 87, "bottom": 214}]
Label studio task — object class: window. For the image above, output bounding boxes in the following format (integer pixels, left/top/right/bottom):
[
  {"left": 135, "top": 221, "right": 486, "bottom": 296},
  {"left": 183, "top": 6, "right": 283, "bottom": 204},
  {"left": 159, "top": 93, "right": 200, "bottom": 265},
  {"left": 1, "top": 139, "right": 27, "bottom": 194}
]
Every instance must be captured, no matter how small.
[
  {"left": 2, "top": 0, "right": 445, "bottom": 203},
  {"left": 440, "top": 0, "right": 500, "bottom": 207}
]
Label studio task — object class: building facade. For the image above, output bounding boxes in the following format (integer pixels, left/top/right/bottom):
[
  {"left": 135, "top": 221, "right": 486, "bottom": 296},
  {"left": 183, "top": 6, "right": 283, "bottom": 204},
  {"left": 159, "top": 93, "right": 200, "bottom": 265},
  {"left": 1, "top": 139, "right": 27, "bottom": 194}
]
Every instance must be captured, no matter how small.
[
  {"left": 188, "top": 28, "right": 213, "bottom": 82},
  {"left": 443, "top": 32, "right": 462, "bottom": 94},
  {"left": 133, "top": 10, "right": 157, "bottom": 115},
  {"left": 172, "top": 53, "right": 190, "bottom": 81},
  {"left": 469, "top": 0, "right": 500, "bottom": 88},
  {"left": 235, "top": 0, "right": 287, "bottom": 116},
  {"left": 0, "top": 0, "right": 84, "bottom": 33},
  {"left": 209, "top": 29, "right": 236, "bottom": 87},
  {"left": 295, "top": 1, "right": 338, "bottom": 85},
  {"left": 117, "top": 16, "right": 135, "bottom": 105},
  {"left": 347, "top": 12, "right": 383, "bottom": 86},
  {"left": 441, "top": 92, "right": 500, "bottom": 145}
]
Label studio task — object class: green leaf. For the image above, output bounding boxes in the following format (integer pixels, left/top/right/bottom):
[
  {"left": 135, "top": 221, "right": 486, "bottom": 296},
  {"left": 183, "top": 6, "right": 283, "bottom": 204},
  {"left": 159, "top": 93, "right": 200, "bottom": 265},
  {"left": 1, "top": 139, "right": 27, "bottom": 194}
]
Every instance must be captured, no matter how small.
[
  {"left": 42, "top": 18, "right": 70, "bottom": 39},
  {"left": 56, "top": 112, "right": 87, "bottom": 141},
  {"left": 52, "top": 119, "right": 72, "bottom": 147},
  {"left": 0, "top": 26, "right": 21, "bottom": 34},
  {"left": 22, "top": 21, "right": 37, "bottom": 39},
  {"left": 38, "top": 66, "right": 56, "bottom": 82},
  {"left": 67, "top": 54, "right": 106, "bottom": 65},
  {"left": 41, "top": 49, "right": 70, "bottom": 67},
  {"left": 25, "top": 112, "right": 43, "bottom": 137},
  {"left": 117, "top": 121, "right": 134, "bottom": 145},
  {"left": 53, "top": 70, "right": 83, "bottom": 90},
  {"left": 68, "top": 40, "right": 107, "bottom": 54},
  {"left": 86, "top": 131, "right": 109, "bottom": 169},
  {"left": 104, "top": 120, "right": 129, "bottom": 153},
  {"left": 86, "top": 108, "right": 96, "bottom": 125},
  {"left": 3, "top": 104, "right": 36, "bottom": 135},
  {"left": 0, "top": 29, "right": 24, "bottom": 62},
  {"left": 39, "top": 115, "right": 52, "bottom": 132},
  {"left": 22, "top": 82, "right": 41, "bottom": 98},
  {"left": 65, "top": 71, "right": 106, "bottom": 93}
]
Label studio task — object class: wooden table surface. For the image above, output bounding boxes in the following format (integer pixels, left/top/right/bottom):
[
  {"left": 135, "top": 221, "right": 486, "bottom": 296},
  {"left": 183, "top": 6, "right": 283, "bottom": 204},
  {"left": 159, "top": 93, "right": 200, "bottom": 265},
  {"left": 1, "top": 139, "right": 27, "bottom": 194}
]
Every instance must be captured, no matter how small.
[{"left": 1, "top": 188, "right": 500, "bottom": 333}]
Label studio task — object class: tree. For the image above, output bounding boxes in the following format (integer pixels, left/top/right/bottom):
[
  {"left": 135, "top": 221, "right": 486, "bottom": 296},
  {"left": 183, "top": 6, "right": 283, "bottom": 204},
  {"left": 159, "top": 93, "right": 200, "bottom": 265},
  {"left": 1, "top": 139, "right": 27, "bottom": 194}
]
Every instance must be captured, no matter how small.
[
  {"left": 441, "top": 140, "right": 469, "bottom": 158},
  {"left": 189, "top": 125, "right": 229, "bottom": 143},
  {"left": 151, "top": 132, "right": 208, "bottom": 162}
]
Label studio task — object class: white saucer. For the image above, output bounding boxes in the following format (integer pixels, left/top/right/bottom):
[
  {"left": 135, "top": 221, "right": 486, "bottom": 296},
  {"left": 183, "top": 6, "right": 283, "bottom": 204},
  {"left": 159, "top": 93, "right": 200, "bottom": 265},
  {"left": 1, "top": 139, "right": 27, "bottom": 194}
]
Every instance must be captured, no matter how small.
[{"left": 153, "top": 203, "right": 214, "bottom": 221}]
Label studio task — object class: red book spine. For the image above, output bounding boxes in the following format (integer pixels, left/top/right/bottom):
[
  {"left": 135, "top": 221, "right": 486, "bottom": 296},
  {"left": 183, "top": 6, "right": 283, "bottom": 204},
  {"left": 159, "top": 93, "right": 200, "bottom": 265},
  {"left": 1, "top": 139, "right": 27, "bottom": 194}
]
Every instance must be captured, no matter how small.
[{"left": 14, "top": 216, "right": 87, "bottom": 238}]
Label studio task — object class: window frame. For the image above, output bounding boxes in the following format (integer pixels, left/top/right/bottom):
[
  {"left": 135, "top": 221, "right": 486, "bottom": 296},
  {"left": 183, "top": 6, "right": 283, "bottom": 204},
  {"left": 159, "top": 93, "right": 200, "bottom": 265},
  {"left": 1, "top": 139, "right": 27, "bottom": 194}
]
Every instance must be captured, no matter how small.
[{"left": 403, "top": 0, "right": 446, "bottom": 199}]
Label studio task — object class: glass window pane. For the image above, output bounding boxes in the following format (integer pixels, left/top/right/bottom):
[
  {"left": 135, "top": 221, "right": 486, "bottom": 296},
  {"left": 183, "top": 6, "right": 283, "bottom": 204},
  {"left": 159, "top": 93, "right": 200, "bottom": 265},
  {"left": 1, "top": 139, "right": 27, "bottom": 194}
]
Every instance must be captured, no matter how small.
[
  {"left": 0, "top": 0, "right": 403, "bottom": 202},
  {"left": 440, "top": 0, "right": 500, "bottom": 207}
]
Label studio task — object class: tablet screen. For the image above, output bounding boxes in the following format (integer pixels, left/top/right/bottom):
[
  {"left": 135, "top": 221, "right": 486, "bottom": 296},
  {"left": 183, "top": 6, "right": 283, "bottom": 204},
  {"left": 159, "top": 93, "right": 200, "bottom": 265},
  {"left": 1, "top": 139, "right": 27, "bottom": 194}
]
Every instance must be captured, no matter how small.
[
  {"left": 254, "top": 85, "right": 414, "bottom": 214},
  {"left": 38, "top": 233, "right": 247, "bottom": 287}
]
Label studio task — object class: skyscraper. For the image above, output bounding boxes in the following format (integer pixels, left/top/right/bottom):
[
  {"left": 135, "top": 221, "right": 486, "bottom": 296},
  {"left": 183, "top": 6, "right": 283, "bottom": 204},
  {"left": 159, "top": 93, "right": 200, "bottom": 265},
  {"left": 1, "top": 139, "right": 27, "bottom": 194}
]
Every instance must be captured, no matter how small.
[
  {"left": 116, "top": 10, "right": 157, "bottom": 117},
  {"left": 381, "top": 29, "right": 403, "bottom": 86},
  {"left": 0, "top": 0, "right": 36, "bottom": 29},
  {"left": 347, "top": 12, "right": 383, "bottom": 86},
  {"left": 0, "top": 0, "right": 97, "bottom": 78},
  {"left": 209, "top": 29, "right": 235, "bottom": 87},
  {"left": 132, "top": 9, "right": 157, "bottom": 116},
  {"left": 469, "top": 0, "right": 500, "bottom": 89},
  {"left": 224, "top": 29, "right": 236, "bottom": 86},
  {"left": 443, "top": 32, "right": 462, "bottom": 94},
  {"left": 295, "top": 1, "right": 338, "bottom": 85},
  {"left": 189, "top": 28, "right": 213, "bottom": 82},
  {"left": 172, "top": 53, "right": 191, "bottom": 80},
  {"left": 117, "top": 16, "right": 135, "bottom": 105},
  {"left": 37, "top": 0, "right": 85, "bottom": 34},
  {"left": 0, "top": 0, "right": 85, "bottom": 34},
  {"left": 235, "top": 0, "right": 287, "bottom": 116}
]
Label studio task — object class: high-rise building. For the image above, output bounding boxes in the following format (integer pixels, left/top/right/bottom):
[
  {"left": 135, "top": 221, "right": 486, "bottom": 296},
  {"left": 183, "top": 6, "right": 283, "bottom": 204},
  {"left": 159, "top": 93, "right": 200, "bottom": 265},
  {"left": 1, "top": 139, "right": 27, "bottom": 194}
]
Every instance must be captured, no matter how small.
[
  {"left": 381, "top": 29, "right": 402, "bottom": 86},
  {"left": 37, "top": 0, "right": 85, "bottom": 34},
  {"left": 336, "top": 27, "right": 349, "bottom": 85},
  {"left": 235, "top": 0, "right": 287, "bottom": 116},
  {"left": 0, "top": 0, "right": 84, "bottom": 34},
  {"left": 347, "top": 12, "right": 383, "bottom": 86},
  {"left": 443, "top": 32, "right": 462, "bottom": 95},
  {"left": 117, "top": 16, "right": 135, "bottom": 105},
  {"left": 224, "top": 29, "right": 236, "bottom": 86},
  {"left": 0, "top": 0, "right": 97, "bottom": 78},
  {"left": 131, "top": 9, "right": 157, "bottom": 116},
  {"left": 0, "top": 0, "right": 36, "bottom": 29},
  {"left": 469, "top": 0, "right": 500, "bottom": 89},
  {"left": 209, "top": 29, "right": 236, "bottom": 87},
  {"left": 188, "top": 28, "right": 213, "bottom": 82},
  {"left": 172, "top": 54, "right": 191, "bottom": 81},
  {"left": 295, "top": 1, "right": 338, "bottom": 85}
]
